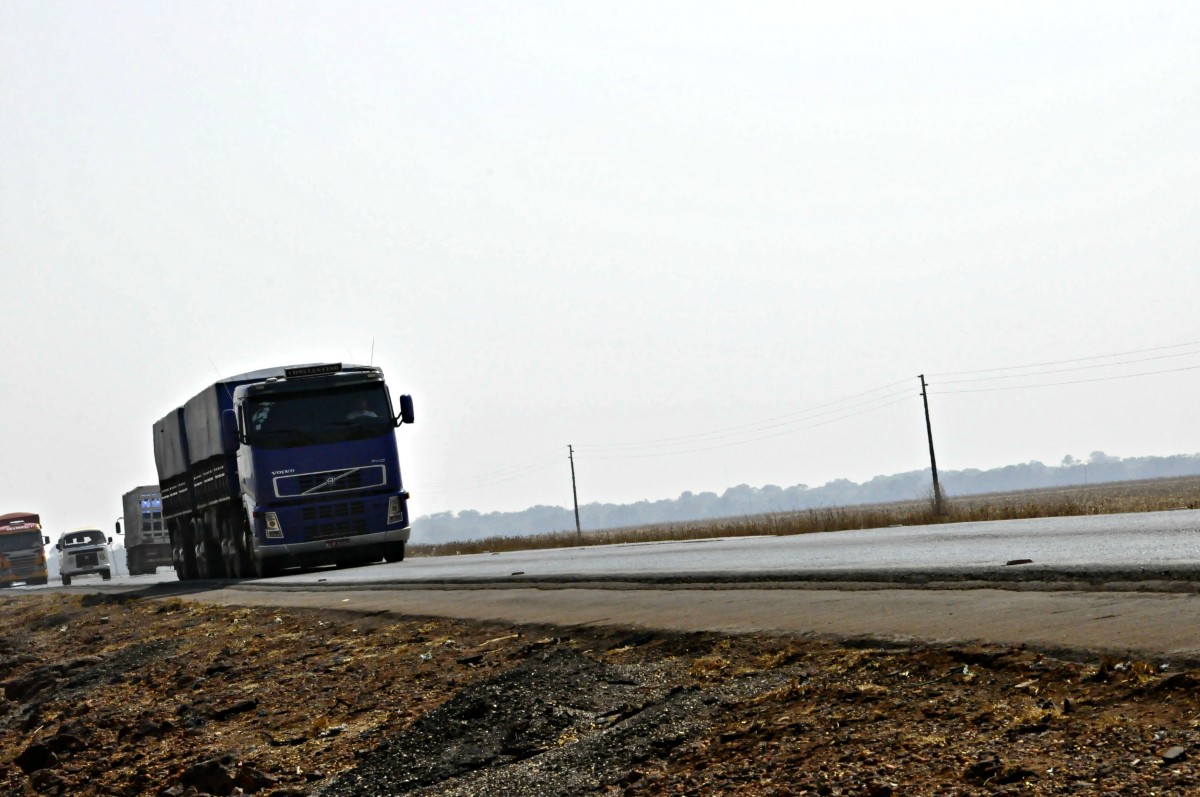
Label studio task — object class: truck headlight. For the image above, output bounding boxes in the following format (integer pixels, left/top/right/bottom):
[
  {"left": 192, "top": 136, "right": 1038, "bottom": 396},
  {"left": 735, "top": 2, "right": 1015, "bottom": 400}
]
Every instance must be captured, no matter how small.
[
  {"left": 387, "top": 495, "right": 404, "bottom": 525},
  {"left": 265, "top": 512, "right": 283, "bottom": 539}
]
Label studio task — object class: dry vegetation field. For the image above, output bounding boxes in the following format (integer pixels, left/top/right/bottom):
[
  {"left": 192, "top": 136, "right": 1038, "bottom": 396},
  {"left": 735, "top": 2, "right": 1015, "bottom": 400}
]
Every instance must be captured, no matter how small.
[
  {"left": 409, "top": 476, "right": 1200, "bottom": 558},
  {"left": 4, "top": 593, "right": 1200, "bottom": 796}
]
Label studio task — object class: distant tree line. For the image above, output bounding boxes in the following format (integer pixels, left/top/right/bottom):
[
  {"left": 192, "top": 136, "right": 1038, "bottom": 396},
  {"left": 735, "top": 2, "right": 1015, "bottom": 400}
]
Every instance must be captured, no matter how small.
[{"left": 411, "top": 452, "right": 1200, "bottom": 544}]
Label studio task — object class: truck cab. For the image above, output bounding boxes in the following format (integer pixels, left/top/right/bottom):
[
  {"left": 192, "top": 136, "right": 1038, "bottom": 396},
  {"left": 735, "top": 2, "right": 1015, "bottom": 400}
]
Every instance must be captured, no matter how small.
[
  {"left": 233, "top": 364, "right": 414, "bottom": 575},
  {"left": 57, "top": 529, "right": 112, "bottom": 585}
]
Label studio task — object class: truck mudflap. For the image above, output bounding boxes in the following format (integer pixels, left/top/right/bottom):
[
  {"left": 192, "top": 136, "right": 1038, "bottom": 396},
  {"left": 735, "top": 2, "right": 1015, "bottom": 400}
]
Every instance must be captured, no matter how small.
[{"left": 257, "top": 527, "right": 410, "bottom": 559}]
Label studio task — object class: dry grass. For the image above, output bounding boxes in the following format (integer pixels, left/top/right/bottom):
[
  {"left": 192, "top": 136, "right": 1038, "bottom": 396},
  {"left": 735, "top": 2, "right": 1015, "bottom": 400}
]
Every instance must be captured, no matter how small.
[{"left": 408, "top": 475, "right": 1200, "bottom": 558}]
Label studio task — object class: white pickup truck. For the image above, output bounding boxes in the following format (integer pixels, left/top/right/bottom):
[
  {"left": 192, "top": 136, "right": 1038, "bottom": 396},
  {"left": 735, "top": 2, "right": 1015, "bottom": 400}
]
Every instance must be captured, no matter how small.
[{"left": 56, "top": 529, "right": 112, "bottom": 585}]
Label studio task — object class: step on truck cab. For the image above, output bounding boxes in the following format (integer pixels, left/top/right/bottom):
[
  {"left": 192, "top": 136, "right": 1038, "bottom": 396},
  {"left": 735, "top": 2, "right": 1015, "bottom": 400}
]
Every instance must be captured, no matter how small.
[
  {"left": 57, "top": 528, "right": 112, "bottom": 585},
  {"left": 153, "top": 363, "right": 415, "bottom": 580},
  {"left": 0, "top": 513, "right": 51, "bottom": 587}
]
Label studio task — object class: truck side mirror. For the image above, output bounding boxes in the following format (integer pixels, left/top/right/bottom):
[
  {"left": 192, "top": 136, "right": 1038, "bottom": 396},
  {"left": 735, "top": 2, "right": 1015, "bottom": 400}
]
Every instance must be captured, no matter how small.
[
  {"left": 222, "top": 409, "right": 240, "bottom": 450},
  {"left": 396, "top": 394, "right": 415, "bottom": 426},
  {"left": 108, "top": 537, "right": 113, "bottom": 545},
  {"left": 115, "top": 521, "right": 123, "bottom": 535},
  {"left": 43, "top": 536, "right": 49, "bottom": 545},
  {"left": 55, "top": 540, "right": 62, "bottom": 551}
]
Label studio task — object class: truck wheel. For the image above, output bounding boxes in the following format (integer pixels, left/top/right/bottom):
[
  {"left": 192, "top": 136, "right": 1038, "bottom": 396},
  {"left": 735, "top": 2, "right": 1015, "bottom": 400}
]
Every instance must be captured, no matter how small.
[
  {"left": 195, "top": 540, "right": 217, "bottom": 579},
  {"left": 61, "top": 575, "right": 71, "bottom": 586},
  {"left": 221, "top": 516, "right": 246, "bottom": 579},
  {"left": 243, "top": 522, "right": 279, "bottom": 578},
  {"left": 384, "top": 541, "right": 406, "bottom": 563},
  {"left": 29, "top": 577, "right": 48, "bottom": 586},
  {"left": 101, "top": 569, "right": 111, "bottom": 581},
  {"left": 173, "top": 522, "right": 199, "bottom": 581}
]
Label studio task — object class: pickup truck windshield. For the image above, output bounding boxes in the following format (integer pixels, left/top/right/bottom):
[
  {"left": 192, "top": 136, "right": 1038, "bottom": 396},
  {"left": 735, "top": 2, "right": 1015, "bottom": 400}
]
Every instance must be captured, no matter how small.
[
  {"left": 246, "top": 384, "right": 392, "bottom": 449},
  {"left": 0, "top": 532, "right": 42, "bottom": 553}
]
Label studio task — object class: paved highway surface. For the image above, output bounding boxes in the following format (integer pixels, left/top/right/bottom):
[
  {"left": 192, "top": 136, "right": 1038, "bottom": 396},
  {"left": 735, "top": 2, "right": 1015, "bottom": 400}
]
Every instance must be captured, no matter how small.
[
  {"left": 69, "top": 507, "right": 1200, "bottom": 588},
  {"left": 25, "top": 510, "right": 1200, "bottom": 661}
]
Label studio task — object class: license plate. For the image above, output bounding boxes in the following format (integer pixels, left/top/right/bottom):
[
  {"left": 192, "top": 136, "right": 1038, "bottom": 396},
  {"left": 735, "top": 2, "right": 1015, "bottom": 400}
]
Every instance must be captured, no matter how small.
[{"left": 324, "top": 538, "right": 350, "bottom": 548}]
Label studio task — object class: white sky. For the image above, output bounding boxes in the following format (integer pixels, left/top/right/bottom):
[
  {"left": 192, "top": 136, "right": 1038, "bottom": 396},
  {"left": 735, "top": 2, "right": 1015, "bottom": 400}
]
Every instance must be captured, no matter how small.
[{"left": 3, "top": 2, "right": 1198, "bottom": 537}]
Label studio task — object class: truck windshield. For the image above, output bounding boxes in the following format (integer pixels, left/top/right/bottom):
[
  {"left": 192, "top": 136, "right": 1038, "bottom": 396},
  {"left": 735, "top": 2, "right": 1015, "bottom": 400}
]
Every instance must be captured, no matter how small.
[
  {"left": 0, "top": 532, "right": 41, "bottom": 554},
  {"left": 246, "top": 384, "right": 392, "bottom": 449},
  {"left": 62, "top": 531, "right": 105, "bottom": 547}
]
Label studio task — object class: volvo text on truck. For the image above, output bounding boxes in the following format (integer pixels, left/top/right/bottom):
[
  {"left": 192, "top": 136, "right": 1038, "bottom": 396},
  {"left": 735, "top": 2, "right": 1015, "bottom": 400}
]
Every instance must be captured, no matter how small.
[
  {"left": 152, "top": 363, "right": 414, "bottom": 580},
  {"left": 116, "top": 486, "right": 172, "bottom": 575},
  {"left": 0, "top": 513, "right": 50, "bottom": 587}
]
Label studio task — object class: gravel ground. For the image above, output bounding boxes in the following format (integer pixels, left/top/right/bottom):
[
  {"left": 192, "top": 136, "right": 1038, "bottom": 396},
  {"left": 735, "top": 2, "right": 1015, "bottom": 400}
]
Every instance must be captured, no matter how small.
[{"left": 0, "top": 592, "right": 1198, "bottom": 796}]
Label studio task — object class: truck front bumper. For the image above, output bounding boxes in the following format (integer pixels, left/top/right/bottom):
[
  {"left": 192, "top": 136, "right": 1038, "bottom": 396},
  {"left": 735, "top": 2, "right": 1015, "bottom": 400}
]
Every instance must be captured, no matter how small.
[{"left": 257, "top": 526, "right": 410, "bottom": 559}]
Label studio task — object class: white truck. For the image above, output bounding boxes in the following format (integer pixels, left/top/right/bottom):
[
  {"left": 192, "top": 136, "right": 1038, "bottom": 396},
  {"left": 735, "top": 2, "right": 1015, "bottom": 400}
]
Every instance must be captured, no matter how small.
[{"left": 56, "top": 529, "right": 113, "bottom": 585}]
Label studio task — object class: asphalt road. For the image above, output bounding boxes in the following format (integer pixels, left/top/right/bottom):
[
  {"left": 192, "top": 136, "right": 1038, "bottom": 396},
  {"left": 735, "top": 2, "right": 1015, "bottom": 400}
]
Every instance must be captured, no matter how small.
[{"left": 26, "top": 509, "right": 1200, "bottom": 662}]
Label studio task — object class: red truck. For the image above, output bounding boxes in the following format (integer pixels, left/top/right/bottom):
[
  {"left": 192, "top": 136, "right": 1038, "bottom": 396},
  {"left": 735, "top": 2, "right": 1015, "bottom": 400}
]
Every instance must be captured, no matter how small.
[{"left": 0, "top": 513, "right": 51, "bottom": 587}]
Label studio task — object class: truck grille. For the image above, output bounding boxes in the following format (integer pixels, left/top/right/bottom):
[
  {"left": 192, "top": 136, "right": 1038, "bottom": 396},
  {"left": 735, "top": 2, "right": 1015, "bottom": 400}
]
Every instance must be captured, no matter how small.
[
  {"left": 73, "top": 552, "right": 99, "bottom": 568},
  {"left": 300, "top": 501, "right": 368, "bottom": 542},
  {"left": 274, "top": 466, "right": 386, "bottom": 498}
]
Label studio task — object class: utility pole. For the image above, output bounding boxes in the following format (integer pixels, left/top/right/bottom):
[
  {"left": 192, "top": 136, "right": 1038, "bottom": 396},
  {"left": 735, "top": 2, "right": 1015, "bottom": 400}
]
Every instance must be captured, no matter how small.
[
  {"left": 919, "top": 374, "right": 945, "bottom": 515},
  {"left": 568, "top": 444, "right": 581, "bottom": 538}
]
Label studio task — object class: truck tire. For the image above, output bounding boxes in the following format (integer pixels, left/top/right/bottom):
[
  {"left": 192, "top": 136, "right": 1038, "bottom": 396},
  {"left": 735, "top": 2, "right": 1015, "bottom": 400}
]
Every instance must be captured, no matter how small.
[
  {"left": 193, "top": 520, "right": 225, "bottom": 579},
  {"left": 172, "top": 522, "right": 199, "bottom": 581},
  {"left": 384, "top": 541, "right": 406, "bottom": 563},
  {"left": 29, "top": 577, "right": 48, "bottom": 586},
  {"left": 221, "top": 515, "right": 247, "bottom": 579},
  {"left": 243, "top": 520, "right": 279, "bottom": 579},
  {"left": 101, "top": 569, "right": 111, "bottom": 581},
  {"left": 61, "top": 575, "right": 71, "bottom": 586}
]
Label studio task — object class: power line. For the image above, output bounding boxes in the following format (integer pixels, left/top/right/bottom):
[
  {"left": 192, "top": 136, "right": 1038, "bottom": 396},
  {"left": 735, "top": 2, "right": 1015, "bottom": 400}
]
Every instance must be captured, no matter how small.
[
  {"left": 575, "top": 377, "right": 913, "bottom": 451},
  {"left": 576, "top": 387, "right": 915, "bottom": 454},
  {"left": 584, "top": 393, "right": 917, "bottom": 461},
  {"left": 934, "top": 346, "right": 1200, "bottom": 385},
  {"left": 931, "top": 362, "right": 1200, "bottom": 394},
  {"left": 411, "top": 458, "right": 564, "bottom": 496},
  {"left": 929, "top": 339, "right": 1200, "bottom": 378},
  {"left": 410, "top": 446, "right": 564, "bottom": 490}
]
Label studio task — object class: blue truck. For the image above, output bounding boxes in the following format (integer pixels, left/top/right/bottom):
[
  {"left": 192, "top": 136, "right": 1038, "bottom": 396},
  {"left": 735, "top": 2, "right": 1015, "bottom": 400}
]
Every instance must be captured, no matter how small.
[{"left": 152, "top": 363, "right": 415, "bottom": 579}]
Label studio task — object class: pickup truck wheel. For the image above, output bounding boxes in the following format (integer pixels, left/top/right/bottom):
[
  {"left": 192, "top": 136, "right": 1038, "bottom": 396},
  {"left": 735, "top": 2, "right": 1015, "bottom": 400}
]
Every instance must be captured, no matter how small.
[
  {"left": 61, "top": 575, "right": 71, "bottom": 586},
  {"left": 101, "top": 569, "right": 111, "bottom": 581}
]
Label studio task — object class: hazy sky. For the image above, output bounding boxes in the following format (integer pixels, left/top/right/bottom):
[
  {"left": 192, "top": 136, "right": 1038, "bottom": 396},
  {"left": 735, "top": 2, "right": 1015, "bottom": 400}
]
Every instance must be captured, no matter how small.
[{"left": 3, "top": 2, "right": 1198, "bottom": 537}]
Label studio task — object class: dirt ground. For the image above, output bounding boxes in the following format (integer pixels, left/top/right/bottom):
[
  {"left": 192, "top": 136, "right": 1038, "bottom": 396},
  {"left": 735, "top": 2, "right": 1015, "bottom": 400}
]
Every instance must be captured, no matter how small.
[{"left": 1, "top": 593, "right": 1198, "bottom": 796}]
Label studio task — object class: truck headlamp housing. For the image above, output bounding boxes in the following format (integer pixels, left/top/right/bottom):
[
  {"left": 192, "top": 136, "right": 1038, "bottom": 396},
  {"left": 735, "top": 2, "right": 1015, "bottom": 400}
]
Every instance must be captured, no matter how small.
[
  {"left": 387, "top": 495, "right": 404, "bottom": 525},
  {"left": 264, "top": 512, "right": 283, "bottom": 539}
]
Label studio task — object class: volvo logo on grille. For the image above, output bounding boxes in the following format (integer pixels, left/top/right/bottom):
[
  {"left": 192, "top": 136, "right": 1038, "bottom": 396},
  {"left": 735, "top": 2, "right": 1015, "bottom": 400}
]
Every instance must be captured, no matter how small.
[{"left": 272, "top": 465, "right": 387, "bottom": 498}]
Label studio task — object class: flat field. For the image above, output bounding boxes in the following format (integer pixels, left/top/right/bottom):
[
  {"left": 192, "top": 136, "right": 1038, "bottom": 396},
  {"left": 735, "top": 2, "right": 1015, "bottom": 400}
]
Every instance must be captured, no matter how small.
[{"left": 411, "top": 476, "right": 1200, "bottom": 557}]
